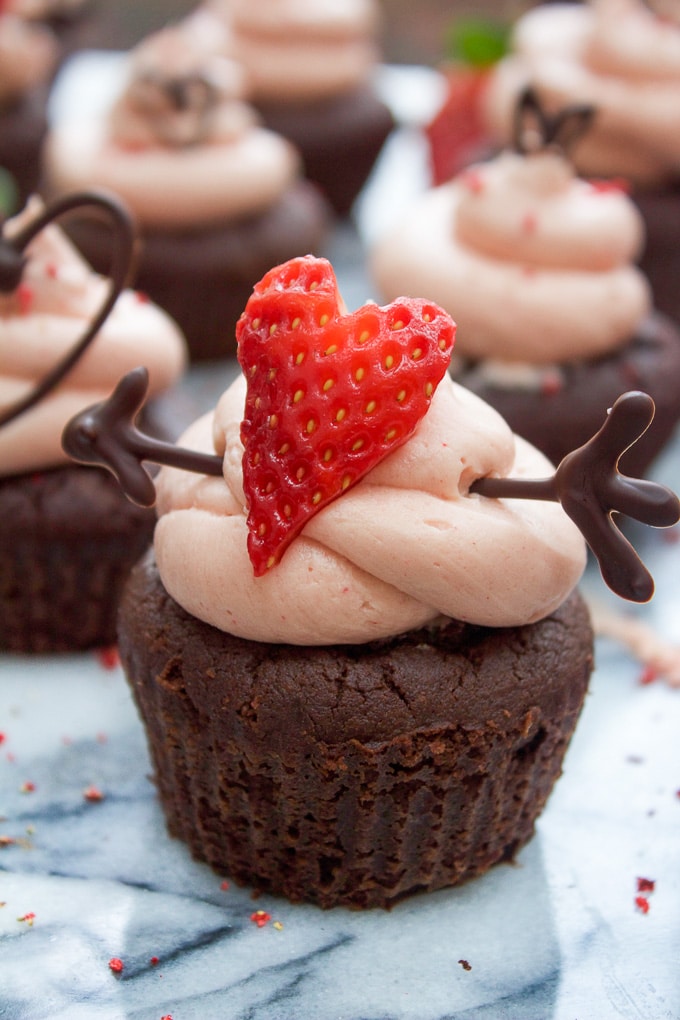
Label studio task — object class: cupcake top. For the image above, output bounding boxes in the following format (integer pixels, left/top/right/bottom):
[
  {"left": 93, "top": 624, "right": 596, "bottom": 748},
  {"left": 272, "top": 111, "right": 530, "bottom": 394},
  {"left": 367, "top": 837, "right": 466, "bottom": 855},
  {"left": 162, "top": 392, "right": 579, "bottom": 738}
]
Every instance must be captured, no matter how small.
[
  {"left": 221, "top": 0, "right": 381, "bottom": 100},
  {"left": 370, "top": 145, "right": 651, "bottom": 366},
  {"left": 0, "top": 199, "right": 187, "bottom": 476},
  {"left": 150, "top": 257, "right": 586, "bottom": 644},
  {"left": 483, "top": 0, "right": 680, "bottom": 187},
  {"left": 42, "top": 22, "right": 302, "bottom": 229},
  {"left": 0, "top": 10, "right": 57, "bottom": 105}
]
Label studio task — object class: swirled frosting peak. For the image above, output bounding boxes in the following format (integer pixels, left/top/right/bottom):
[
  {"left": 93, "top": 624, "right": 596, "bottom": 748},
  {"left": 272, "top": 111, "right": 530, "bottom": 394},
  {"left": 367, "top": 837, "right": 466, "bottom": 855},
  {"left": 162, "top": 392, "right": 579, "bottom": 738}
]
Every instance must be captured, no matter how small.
[
  {"left": 371, "top": 148, "right": 651, "bottom": 365},
  {"left": 153, "top": 371, "right": 586, "bottom": 645},
  {"left": 225, "top": 0, "right": 381, "bottom": 100},
  {"left": 0, "top": 199, "right": 187, "bottom": 476},
  {"left": 484, "top": 0, "right": 680, "bottom": 186}
]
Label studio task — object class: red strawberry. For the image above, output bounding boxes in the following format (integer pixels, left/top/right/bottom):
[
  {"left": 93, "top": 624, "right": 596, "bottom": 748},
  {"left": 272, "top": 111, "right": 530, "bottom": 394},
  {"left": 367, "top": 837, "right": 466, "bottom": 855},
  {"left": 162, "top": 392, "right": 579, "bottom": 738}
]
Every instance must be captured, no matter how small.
[
  {"left": 236, "top": 256, "right": 456, "bottom": 575},
  {"left": 426, "top": 68, "right": 491, "bottom": 185}
]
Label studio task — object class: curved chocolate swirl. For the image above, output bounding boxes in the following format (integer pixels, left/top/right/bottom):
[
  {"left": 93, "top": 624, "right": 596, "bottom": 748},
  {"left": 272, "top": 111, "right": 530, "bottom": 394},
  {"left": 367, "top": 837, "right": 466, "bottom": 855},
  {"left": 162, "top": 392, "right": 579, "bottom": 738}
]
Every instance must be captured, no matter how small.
[
  {"left": 62, "top": 371, "right": 679, "bottom": 603},
  {"left": 0, "top": 190, "right": 135, "bottom": 428}
]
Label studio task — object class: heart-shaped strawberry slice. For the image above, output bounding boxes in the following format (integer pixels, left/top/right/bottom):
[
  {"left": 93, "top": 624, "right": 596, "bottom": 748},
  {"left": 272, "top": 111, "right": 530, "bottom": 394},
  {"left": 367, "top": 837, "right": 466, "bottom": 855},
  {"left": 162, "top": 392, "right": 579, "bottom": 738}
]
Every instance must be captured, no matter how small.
[{"left": 236, "top": 256, "right": 456, "bottom": 575}]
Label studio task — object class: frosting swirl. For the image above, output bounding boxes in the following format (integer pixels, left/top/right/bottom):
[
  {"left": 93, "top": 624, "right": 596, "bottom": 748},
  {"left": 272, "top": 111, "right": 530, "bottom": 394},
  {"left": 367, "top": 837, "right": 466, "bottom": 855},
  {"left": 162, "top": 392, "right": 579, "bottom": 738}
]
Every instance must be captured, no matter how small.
[
  {"left": 484, "top": 0, "right": 680, "bottom": 187},
  {"left": 153, "top": 372, "right": 586, "bottom": 644},
  {"left": 0, "top": 201, "right": 187, "bottom": 475},
  {"left": 224, "top": 0, "right": 381, "bottom": 100},
  {"left": 370, "top": 149, "right": 650, "bottom": 364},
  {"left": 42, "top": 23, "right": 301, "bottom": 229},
  {"left": 0, "top": 12, "right": 56, "bottom": 105}
]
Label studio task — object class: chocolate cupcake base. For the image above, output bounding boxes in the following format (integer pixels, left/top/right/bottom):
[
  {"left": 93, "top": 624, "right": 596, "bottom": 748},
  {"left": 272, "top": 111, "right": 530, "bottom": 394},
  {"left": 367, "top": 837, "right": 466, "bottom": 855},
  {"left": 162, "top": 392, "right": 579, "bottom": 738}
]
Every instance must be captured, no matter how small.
[
  {"left": 455, "top": 312, "right": 680, "bottom": 476},
  {"left": 636, "top": 185, "right": 680, "bottom": 328},
  {"left": 119, "top": 551, "right": 593, "bottom": 910},
  {"left": 62, "top": 180, "right": 331, "bottom": 361},
  {"left": 0, "top": 464, "right": 156, "bottom": 653},
  {"left": 0, "top": 88, "right": 49, "bottom": 210},
  {"left": 255, "top": 82, "right": 394, "bottom": 216}
]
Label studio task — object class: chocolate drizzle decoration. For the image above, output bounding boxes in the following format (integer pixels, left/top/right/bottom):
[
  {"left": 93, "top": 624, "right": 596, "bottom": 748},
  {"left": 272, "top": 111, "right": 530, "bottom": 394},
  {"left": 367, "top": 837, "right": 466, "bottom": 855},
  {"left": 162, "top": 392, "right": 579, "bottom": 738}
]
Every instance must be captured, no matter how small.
[
  {"left": 0, "top": 190, "right": 135, "bottom": 428},
  {"left": 513, "top": 85, "right": 595, "bottom": 157},
  {"left": 63, "top": 372, "right": 680, "bottom": 604}
]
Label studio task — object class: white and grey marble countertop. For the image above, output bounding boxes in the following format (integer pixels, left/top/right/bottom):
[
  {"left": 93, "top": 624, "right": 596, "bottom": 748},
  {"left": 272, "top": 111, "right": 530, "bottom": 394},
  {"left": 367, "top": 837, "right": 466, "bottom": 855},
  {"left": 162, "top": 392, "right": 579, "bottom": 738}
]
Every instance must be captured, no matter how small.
[{"left": 2, "top": 57, "right": 680, "bottom": 1020}]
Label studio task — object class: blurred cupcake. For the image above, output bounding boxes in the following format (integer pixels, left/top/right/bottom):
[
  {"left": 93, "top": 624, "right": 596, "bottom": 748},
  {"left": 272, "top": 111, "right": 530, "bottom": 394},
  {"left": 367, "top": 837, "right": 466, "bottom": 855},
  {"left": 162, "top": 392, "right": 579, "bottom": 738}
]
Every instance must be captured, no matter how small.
[
  {"left": 7, "top": 0, "right": 97, "bottom": 64},
  {"left": 213, "top": 0, "right": 395, "bottom": 215},
  {"left": 0, "top": 192, "right": 187, "bottom": 653},
  {"left": 371, "top": 93, "right": 680, "bottom": 476},
  {"left": 483, "top": 0, "right": 680, "bottom": 326},
  {"left": 0, "top": 9, "right": 57, "bottom": 209},
  {"left": 42, "top": 20, "right": 331, "bottom": 360}
]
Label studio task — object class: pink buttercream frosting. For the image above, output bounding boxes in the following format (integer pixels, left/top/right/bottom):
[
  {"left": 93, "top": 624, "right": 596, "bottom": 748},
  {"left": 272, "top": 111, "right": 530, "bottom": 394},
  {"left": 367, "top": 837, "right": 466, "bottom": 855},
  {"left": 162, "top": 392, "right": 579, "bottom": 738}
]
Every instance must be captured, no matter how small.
[
  {"left": 223, "top": 0, "right": 381, "bottom": 100},
  {"left": 0, "top": 200, "right": 187, "bottom": 476},
  {"left": 484, "top": 0, "right": 680, "bottom": 187},
  {"left": 42, "top": 23, "right": 301, "bottom": 229},
  {"left": 370, "top": 149, "right": 650, "bottom": 365},
  {"left": 0, "top": 12, "right": 57, "bottom": 105},
  {"left": 153, "top": 371, "right": 586, "bottom": 644}
]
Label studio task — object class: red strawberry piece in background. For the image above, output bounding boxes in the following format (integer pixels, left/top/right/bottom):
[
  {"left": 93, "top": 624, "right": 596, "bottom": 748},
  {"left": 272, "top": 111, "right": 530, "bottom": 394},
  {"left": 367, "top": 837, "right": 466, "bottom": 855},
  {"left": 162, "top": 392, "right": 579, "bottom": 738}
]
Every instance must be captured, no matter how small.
[
  {"left": 236, "top": 256, "right": 456, "bottom": 576},
  {"left": 426, "top": 68, "right": 492, "bottom": 186}
]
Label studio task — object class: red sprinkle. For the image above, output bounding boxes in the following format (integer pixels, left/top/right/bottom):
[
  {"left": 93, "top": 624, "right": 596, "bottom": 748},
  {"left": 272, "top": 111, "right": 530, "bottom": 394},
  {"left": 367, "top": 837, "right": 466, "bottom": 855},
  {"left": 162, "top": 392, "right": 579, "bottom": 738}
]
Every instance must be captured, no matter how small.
[
  {"left": 19, "top": 781, "right": 36, "bottom": 794},
  {"left": 45, "top": 262, "right": 58, "bottom": 279},
  {"left": 150, "top": 956, "right": 160, "bottom": 966},
  {"left": 220, "top": 880, "right": 230, "bottom": 891},
  {"left": 521, "top": 211, "right": 538, "bottom": 234},
  {"left": 635, "top": 895, "right": 650, "bottom": 914},
  {"left": 16, "top": 283, "right": 34, "bottom": 315},
  {"left": 96, "top": 646, "right": 120, "bottom": 671},
  {"left": 135, "top": 290, "right": 150, "bottom": 303},
  {"left": 637, "top": 877, "right": 655, "bottom": 893},
  {"left": 17, "top": 912, "right": 36, "bottom": 926},
  {"left": 460, "top": 168, "right": 485, "bottom": 194},
  {"left": 0, "top": 733, "right": 6, "bottom": 744},
  {"left": 161, "top": 1015, "right": 173, "bottom": 1020},
  {"left": 83, "top": 785, "right": 105, "bottom": 803},
  {"left": 250, "top": 910, "right": 271, "bottom": 928},
  {"left": 108, "top": 957, "right": 124, "bottom": 974},
  {"left": 588, "top": 176, "right": 631, "bottom": 195},
  {"left": 638, "top": 665, "right": 659, "bottom": 686}
]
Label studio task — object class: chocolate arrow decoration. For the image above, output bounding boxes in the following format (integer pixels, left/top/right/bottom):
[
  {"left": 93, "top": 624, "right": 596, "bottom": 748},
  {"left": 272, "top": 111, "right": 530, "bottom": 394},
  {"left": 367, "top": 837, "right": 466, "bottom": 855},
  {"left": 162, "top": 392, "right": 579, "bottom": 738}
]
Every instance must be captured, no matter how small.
[
  {"left": 0, "top": 190, "right": 135, "bottom": 428},
  {"left": 63, "top": 370, "right": 680, "bottom": 603},
  {"left": 513, "top": 85, "right": 595, "bottom": 157}
]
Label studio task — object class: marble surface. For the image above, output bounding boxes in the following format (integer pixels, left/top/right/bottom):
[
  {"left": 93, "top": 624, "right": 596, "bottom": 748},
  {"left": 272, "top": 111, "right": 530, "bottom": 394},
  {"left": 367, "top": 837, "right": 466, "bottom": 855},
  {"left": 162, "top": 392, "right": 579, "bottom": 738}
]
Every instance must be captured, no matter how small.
[{"left": 3, "top": 56, "right": 680, "bottom": 1020}]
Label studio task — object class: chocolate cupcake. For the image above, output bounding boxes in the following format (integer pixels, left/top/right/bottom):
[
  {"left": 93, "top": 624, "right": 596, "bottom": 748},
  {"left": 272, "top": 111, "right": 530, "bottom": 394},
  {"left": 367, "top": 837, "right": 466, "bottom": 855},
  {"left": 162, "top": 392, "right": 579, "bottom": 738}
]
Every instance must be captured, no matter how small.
[
  {"left": 0, "top": 192, "right": 187, "bottom": 653},
  {"left": 0, "top": 11, "right": 57, "bottom": 210},
  {"left": 64, "top": 256, "right": 678, "bottom": 907},
  {"left": 217, "top": 0, "right": 394, "bottom": 215},
  {"left": 370, "top": 93, "right": 680, "bottom": 475},
  {"left": 41, "top": 20, "right": 331, "bottom": 360},
  {"left": 482, "top": 0, "right": 680, "bottom": 326}
]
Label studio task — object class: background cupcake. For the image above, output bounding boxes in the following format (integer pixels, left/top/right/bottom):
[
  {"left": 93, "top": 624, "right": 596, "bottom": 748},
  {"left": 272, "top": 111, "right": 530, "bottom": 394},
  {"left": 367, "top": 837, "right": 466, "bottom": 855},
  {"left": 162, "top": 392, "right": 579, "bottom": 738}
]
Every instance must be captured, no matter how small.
[
  {"left": 0, "top": 9, "right": 57, "bottom": 210},
  {"left": 41, "top": 19, "right": 331, "bottom": 360},
  {"left": 211, "top": 0, "right": 395, "bottom": 216},
  {"left": 0, "top": 193, "right": 187, "bottom": 653},
  {"left": 482, "top": 0, "right": 680, "bottom": 329},
  {"left": 370, "top": 107, "right": 680, "bottom": 476}
]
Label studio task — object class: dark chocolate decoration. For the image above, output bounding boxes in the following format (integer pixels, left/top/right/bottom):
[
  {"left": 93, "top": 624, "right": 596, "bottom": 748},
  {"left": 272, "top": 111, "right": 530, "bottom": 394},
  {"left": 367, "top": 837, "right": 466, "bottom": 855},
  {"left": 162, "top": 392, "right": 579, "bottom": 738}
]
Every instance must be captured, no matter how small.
[
  {"left": 0, "top": 190, "right": 135, "bottom": 428},
  {"left": 62, "top": 366, "right": 224, "bottom": 506},
  {"left": 471, "top": 391, "right": 680, "bottom": 602},
  {"left": 134, "top": 69, "right": 220, "bottom": 147},
  {"left": 62, "top": 371, "right": 680, "bottom": 604},
  {"left": 513, "top": 85, "right": 595, "bottom": 157}
]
